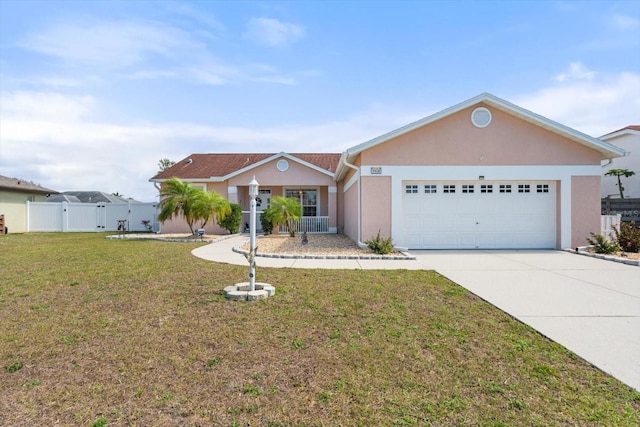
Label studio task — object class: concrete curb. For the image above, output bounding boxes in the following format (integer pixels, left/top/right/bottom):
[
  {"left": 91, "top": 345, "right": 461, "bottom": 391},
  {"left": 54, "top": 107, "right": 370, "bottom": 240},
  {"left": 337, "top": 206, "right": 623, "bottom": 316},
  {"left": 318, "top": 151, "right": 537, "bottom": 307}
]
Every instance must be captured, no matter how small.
[
  {"left": 565, "top": 246, "right": 640, "bottom": 266},
  {"left": 232, "top": 243, "right": 416, "bottom": 261}
]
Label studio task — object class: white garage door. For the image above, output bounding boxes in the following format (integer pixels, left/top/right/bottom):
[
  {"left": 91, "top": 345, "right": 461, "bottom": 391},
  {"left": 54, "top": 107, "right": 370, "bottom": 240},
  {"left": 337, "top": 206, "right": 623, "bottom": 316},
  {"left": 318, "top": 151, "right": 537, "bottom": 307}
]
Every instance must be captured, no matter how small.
[{"left": 402, "top": 181, "right": 556, "bottom": 249}]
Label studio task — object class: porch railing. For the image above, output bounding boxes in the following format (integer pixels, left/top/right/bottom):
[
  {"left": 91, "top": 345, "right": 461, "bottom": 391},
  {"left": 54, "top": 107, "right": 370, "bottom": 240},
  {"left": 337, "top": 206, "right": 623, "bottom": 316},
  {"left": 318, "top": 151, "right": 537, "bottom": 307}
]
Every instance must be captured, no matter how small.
[
  {"left": 241, "top": 213, "right": 331, "bottom": 234},
  {"left": 279, "top": 216, "right": 330, "bottom": 234}
]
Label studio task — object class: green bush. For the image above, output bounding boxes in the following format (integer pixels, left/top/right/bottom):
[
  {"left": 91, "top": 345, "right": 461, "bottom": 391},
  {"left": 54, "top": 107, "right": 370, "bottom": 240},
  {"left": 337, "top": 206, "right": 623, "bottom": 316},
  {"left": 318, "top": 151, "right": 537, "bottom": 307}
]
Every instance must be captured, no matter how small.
[
  {"left": 614, "top": 221, "right": 640, "bottom": 253},
  {"left": 586, "top": 233, "right": 619, "bottom": 254},
  {"left": 364, "top": 230, "right": 394, "bottom": 255},
  {"left": 260, "top": 207, "right": 277, "bottom": 235},
  {"left": 218, "top": 203, "right": 242, "bottom": 234}
]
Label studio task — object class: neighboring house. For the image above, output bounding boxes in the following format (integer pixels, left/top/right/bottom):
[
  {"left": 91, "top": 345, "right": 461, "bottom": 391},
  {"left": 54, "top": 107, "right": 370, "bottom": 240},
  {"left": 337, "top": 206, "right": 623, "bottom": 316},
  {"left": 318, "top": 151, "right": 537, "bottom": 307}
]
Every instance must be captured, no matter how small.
[
  {"left": 47, "top": 191, "right": 136, "bottom": 203},
  {"left": 0, "top": 175, "right": 58, "bottom": 233},
  {"left": 150, "top": 93, "right": 625, "bottom": 249},
  {"left": 600, "top": 125, "right": 639, "bottom": 199}
]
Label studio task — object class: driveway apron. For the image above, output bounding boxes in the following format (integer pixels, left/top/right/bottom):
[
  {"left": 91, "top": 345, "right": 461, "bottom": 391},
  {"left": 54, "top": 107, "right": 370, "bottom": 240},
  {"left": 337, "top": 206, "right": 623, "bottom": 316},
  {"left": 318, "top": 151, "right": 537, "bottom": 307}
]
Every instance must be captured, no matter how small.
[{"left": 413, "top": 250, "right": 640, "bottom": 391}]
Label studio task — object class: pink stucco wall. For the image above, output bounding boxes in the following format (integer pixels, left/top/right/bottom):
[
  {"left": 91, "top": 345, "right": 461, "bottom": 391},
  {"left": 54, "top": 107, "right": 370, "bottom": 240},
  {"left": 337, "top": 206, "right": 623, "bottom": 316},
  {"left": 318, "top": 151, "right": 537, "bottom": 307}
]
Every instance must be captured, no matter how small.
[
  {"left": 571, "top": 176, "right": 601, "bottom": 248},
  {"left": 342, "top": 183, "right": 358, "bottom": 242},
  {"left": 362, "top": 105, "right": 601, "bottom": 166},
  {"left": 360, "top": 176, "right": 391, "bottom": 242},
  {"left": 159, "top": 182, "right": 229, "bottom": 234}
]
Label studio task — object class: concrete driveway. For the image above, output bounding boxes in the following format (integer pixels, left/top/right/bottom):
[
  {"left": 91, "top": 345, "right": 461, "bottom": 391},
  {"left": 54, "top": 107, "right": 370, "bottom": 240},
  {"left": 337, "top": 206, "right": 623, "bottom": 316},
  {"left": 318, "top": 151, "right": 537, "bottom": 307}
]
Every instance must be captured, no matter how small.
[{"left": 413, "top": 250, "right": 640, "bottom": 391}]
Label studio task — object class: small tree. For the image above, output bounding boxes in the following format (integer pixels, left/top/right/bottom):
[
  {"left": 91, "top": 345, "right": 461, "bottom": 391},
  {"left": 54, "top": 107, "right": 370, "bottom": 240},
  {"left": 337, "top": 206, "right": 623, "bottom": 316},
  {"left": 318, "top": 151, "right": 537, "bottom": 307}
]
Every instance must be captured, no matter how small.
[
  {"left": 157, "top": 177, "right": 199, "bottom": 234},
  {"left": 193, "top": 190, "right": 231, "bottom": 230},
  {"left": 260, "top": 207, "right": 277, "bottom": 235},
  {"left": 158, "top": 158, "right": 176, "bottom": 172},
  {"left": 605, "top": 168, "right": 636, "bottom": 199},
  {"left": 270, "top": 196, "right": 302, "bottom": 237},
  {"left": 218, "top": 203, "right": 242, "bottom": 234}
]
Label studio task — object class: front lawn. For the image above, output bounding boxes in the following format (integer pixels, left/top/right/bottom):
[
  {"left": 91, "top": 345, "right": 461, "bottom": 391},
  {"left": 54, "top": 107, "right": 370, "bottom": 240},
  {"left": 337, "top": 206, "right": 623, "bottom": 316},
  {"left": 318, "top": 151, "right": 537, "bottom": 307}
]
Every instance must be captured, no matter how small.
[{"left": 0, "top": 233, "right": 638, "bottom": 426}]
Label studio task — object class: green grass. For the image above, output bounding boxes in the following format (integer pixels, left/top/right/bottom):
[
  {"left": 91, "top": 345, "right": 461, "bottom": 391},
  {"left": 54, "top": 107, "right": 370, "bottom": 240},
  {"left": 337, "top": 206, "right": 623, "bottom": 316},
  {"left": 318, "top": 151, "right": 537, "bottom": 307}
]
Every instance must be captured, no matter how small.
[{"left": 0, "top": 233, "right": 638, "bottom": 426}]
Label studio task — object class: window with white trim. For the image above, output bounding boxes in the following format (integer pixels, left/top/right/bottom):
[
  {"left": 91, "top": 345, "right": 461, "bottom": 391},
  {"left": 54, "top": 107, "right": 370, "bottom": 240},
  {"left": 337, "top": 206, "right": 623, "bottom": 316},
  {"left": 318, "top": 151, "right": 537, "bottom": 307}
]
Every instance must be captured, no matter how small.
[
  {"left": 480, "top": 184, "right": 493, "bottom": 193},
  {"left": 405, "top": 185, "right": 418, "bottom": 194},
  {"left": 462, "top": 185, "right": 474, "bottom": 193},
  {"left": 499, "top": 184, "right": 512, "bottom": 193},
  {"left": 536, "top": 184, "right": 549, "bottom": 193},
  {"left": 518, "top": 184, "right": 531, "bottom": 193},
  {"left": 443, "top": 185, "right": 456, "bottom": 193},
  {"left": 424, "top": 185, "right": 437, "bottom": 194},
  {"left": 285, "top": 189, "right": 317, "bottom": 216}
]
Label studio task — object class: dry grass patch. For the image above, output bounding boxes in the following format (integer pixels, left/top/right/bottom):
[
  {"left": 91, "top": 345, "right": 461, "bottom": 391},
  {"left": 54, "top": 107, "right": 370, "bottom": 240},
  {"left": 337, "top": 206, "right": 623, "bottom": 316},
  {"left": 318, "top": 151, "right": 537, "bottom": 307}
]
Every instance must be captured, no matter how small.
[{"left": 0, "top": 233, "right": 638, "bottom": 426}]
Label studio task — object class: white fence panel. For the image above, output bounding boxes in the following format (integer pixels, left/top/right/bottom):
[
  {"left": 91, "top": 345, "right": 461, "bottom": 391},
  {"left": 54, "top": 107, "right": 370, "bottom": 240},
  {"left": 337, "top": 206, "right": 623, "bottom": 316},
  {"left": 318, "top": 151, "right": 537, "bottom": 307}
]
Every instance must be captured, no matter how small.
[
  {"left": 27, "top": 202, "right": 63, "bottom": 231},
  {"left": 27, "top": 201, "right": 158, "bottom": 232},
  {"left": 601, "top": 214, "right": 621, "bottom": 241},
  {"left": 66, "top": 203, "right": 99, "bottom": 231}
]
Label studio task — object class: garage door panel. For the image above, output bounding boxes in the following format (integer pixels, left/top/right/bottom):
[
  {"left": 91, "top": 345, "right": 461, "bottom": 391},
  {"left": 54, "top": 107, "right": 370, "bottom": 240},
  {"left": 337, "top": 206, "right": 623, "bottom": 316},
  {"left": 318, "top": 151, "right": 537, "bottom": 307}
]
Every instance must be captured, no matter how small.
[{"left": 402, "top": 181, "right": 556, "bottom": 249}]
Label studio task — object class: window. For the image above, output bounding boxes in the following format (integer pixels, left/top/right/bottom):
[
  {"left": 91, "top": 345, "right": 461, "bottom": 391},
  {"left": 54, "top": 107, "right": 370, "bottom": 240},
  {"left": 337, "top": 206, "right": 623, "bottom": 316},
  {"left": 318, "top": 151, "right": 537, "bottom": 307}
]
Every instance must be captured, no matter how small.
[
  {"left": 481, "top": 185, "right": 493, "bottom": 193},
  {"left": 443, "top": 185, "right": 456, "bottom": 193},
  {"left": 27, "top": 195, "right": 35, "bottom": 202},
  {"left": 462, "top": 185, "right": 474, "bottom": 193},
  {"left": 405, "top": 185, "right": 418, "bottom": 194},
  {"left": 499, "top": 185, "right": 512, "bottom": 193},
  {"left": 285, "top": 189, "right": 317, "bottom": 216},
  {"left": 518, "top": 184, "right": 531, "bottom": 193},
  {"left": 424, "top": 185, "right": 437, "bottom": 194},
  {"left": 537, "top": 184, "right": 549, "bottom": 193}
]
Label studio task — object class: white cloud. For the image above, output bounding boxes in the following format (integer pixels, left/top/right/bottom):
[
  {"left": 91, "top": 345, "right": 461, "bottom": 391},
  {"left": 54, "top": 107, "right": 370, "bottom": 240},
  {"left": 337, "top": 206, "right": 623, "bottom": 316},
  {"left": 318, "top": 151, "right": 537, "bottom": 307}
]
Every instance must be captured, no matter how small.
[
  {"left": 0, "top": 91, "right": 95, "bottom": 121},
  {"left": 245, "top": 17, "right": 305, "bottom": 47},
  {"left": 554, "top": 62, "right": 596, "bottom": 83},
  {"left": 19, "top": 20, "right": 195, "bottom": 68},
  {"left": 611, "top": 14, "right": 640, "bottom": 31},
  {"left": 515, "top": 67, "right": 640, "bottom": 137}
]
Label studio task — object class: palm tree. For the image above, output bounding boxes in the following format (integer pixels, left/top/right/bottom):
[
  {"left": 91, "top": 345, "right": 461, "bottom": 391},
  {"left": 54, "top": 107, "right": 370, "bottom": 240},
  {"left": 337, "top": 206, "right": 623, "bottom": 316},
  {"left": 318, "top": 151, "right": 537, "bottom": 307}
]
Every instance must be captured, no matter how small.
[
  {"left": 193, "top": 190, "right": 231, "bottom": 229},
  {"left": 271, "top": 196, "right": 302, "bottom": 237},
  {"left": 605, "top": 168, "right": 636, "bottom": 199},
  {"left": 157, "top": 177, "right": 199, "bottom": 233}
]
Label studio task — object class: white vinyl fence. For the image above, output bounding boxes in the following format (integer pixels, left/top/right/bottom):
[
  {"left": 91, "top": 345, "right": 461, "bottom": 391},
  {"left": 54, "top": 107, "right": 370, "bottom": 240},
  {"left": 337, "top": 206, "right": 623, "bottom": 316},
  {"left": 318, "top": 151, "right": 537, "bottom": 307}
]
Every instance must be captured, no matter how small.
[
  {"left": 27, "top": 201, "right": 159, "bottom": 232},
  {"left": 601, "top": 214, "right": 621, "bottom": 242}
]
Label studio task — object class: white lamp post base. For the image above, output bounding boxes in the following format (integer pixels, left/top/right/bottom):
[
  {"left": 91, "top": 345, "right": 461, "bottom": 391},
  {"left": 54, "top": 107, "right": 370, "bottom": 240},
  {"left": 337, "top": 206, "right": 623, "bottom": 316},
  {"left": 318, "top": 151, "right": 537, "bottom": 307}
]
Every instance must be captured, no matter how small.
[{"left": 224, "top": 282, "right": 275, "bottom": 301}]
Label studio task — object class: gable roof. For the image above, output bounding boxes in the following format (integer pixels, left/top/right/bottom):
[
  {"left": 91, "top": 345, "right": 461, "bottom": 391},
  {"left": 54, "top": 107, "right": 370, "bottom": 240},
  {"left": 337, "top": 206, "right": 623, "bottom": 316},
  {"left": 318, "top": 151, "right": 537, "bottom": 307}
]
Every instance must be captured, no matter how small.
[
  {"left": 0, "top": 175, "right": 58, "bottom": 195},
  {"left": 336, "top": 92, "right": 628, "bottom": 180},
  {"left": 150, "top": 152, "right": 341, "bottom": 182},
  {"left": 600, "top": 125, "right": 640, "bottom": 141}
]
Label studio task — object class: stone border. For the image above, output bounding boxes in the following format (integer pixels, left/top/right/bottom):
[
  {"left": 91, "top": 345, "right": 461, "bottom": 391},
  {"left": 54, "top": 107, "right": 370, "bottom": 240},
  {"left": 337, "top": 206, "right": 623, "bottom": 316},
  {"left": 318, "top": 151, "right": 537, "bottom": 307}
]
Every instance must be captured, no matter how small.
[
  {"left": 106, "top": 233, "right": 240, "bottom": 243},
  {"left": 232, "top": 241, "right": 416, "bottom": 261},
  {"left": 565, "top": 246, "right": 640, "bottom": 266}
]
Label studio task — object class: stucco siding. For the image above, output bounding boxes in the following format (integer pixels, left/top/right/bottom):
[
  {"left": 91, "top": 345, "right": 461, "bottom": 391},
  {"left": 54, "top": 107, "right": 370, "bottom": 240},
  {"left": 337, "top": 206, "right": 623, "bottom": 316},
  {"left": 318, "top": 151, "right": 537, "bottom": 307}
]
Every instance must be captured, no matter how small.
[
  {"left": 343, "top": 182, "right": 359, "bottom": 242},
  {"left": 229, "top": 158, "right": 334, "bottom": 188},
  {"left": 362, "top": 105, "right": 601, "bottom": 167},
  {"left": 360, "top": 176, "right": 391, "bottom": 241},
  {"left": 571, "top": 175, "right": 601, "bottom": 248},
  {"left": 0, "top": 191, "right": 49, "bottom": 233},
  {"left": 601, "top": 132, "right": 640, "bottom": 198}
]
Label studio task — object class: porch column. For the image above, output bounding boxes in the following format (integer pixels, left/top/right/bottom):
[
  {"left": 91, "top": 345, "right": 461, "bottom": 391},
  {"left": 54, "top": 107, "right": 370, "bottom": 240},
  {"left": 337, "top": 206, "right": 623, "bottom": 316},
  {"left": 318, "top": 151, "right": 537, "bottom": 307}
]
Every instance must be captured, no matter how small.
[
  {"left": 328, "top": 186, "right": 337, "bottom": 233},
  {"left": 228, "top": 186, "right": 238, "bottom": 204}
]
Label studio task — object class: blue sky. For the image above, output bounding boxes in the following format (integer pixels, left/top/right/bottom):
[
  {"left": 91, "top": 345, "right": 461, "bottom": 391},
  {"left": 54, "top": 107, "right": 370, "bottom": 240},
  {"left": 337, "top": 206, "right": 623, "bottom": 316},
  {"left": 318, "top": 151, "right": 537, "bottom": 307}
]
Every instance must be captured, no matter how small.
[{"left": 1, "top": 0, "right": 639, "bottom": 201}]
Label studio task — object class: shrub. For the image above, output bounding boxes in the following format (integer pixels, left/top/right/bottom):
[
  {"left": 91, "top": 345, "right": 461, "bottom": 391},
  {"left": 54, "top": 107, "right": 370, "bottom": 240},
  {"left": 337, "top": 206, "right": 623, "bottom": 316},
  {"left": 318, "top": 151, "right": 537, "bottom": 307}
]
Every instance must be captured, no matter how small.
[
  {"left": 260, "top": 207, "right": 277, "bottom": 235},
  {"left": 614, "top": 221, "right": 640, "bottom": 253},
  {"left": 364, "top": 230, "right": 394, "bottom": 255},
  {"left": 218, "top": 203, "right": 242, "bottom": 234},
  {"left": 586, "top": 233, "right": 619, "bottom": 254}
]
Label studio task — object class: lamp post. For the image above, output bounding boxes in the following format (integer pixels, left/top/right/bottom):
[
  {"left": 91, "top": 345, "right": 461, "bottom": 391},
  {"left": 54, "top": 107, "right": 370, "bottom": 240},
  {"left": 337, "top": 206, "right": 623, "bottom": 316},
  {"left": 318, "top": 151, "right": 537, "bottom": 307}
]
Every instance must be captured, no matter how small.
[{"left": 248, "top": 176, "right": 259, "bottom": 292}]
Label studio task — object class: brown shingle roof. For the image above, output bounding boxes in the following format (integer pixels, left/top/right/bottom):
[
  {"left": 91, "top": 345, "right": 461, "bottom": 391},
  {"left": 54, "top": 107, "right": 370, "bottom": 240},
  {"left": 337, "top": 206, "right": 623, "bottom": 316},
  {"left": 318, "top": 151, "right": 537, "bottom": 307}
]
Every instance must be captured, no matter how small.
[
  {"left": 150, "top": 153, "right": 341, "bottom": 180},
  {"left": 0, "top": 175, "right": 59, "bottom": 194},
  {"left": 601, "top": 125, "right": 640, "bottom": 137}
]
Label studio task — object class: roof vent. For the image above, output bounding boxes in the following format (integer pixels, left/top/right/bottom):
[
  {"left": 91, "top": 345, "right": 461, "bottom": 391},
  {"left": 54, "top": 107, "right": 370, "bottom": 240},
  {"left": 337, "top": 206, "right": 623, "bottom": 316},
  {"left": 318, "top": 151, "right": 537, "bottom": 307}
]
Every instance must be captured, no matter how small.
[
  {"left": 471, "top": 107, "right": 492, "bottom": 128},
  {"left": 186, "top": 158, "right": 193, "bottom": 164}
]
